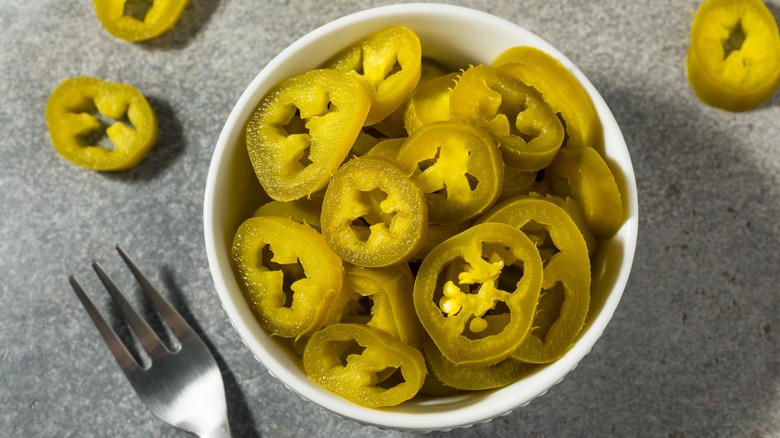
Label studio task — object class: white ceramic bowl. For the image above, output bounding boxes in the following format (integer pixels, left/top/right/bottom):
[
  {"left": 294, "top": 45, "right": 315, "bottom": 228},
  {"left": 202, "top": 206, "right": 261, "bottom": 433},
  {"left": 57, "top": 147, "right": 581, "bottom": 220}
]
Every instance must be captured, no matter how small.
[{"left": 204, "top": 3, "right": 638, "bottom": 432}]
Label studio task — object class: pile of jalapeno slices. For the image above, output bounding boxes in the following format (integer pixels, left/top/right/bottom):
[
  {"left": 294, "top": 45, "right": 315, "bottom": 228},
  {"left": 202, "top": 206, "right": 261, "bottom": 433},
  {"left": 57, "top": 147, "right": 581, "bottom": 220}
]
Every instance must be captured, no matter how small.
[{"left": 231, "top": 26, "right": 624, "bottom": 407}]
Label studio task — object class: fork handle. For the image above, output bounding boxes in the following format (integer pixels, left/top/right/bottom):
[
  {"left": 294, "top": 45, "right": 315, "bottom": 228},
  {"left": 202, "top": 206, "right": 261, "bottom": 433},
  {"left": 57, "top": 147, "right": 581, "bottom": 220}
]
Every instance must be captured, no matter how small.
[{"left": 201, "top": 423, "right": 232, "bottom": 438}]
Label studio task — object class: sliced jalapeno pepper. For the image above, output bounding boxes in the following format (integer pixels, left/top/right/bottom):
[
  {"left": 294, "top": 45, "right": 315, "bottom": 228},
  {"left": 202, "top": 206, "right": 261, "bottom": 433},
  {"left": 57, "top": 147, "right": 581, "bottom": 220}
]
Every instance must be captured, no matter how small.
[
  {"left": 493, "top": 46, "right": 601, "bottom": 148},
  {"left": 45, "top": 76, "right": 158, "bottom": 171},
  {"left": 450, "top": 64, "right": 564, "bottom": 171},
  {"left": 544, "top": 195, "right": 598, "bottom": 259},
  {"left": 330, "top": 264, "right": 423, "bottom": 348},
  {"left": 364, "top": 137, "right": 406, "bottom": 161},
  {"left": 303, "top": 323, "right": 426, "bottom": 407},
  {"left": 413, "top": 222, "right": 543, "bottom": 366},
  {"left": 323, "top": 26, "right": 422, "bottom": 126},
  {"left": 497, "top": 167, "right": 537, "bottom": 203},
  {"left": 254, "top": 198, "right": 324, "bottom": 229},
  {"left": 321, "top": 156, "right": 427, "bottom": 267},
  {"left": 350, "top": 129, "right": 384, "bottom": 156},
  {"left": 232, "top": 215, "right": 343, "bottom": 339},
  {"left": 396, "top": 121, "right": 504, "bottom": 224},
  {"left": 547, "top": 146, "right": 623, "bottom": 238},
  {"left": 480, "top": 196, "right": 591, "bottom": 363},
  {"left": 423, "top": 338, "right": 536, "bottom": 391},
  {"left": 403, "top": 72, "right": 460, "bottom": 135},
  {"left": 92, "top": 0, "right": 189, "bottom": 42},
  {"left": 372, "top": 57, "right": 451, "bottom": 138},
  {"left": 687, "top": 0, "right": 780, "bottom": 112},
  {"left": 413, "top": 220, "right": 471, "bottom": 262},
  {"left": 246, "top": 69, "right": 371, "bottom": 201}
]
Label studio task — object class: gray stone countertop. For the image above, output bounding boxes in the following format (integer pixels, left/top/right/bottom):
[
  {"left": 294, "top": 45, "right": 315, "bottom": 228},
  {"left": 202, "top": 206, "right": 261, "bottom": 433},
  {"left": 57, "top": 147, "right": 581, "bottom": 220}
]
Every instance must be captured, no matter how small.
[{"left": 2, "top": 1, "right": 779, "bottom": 437}]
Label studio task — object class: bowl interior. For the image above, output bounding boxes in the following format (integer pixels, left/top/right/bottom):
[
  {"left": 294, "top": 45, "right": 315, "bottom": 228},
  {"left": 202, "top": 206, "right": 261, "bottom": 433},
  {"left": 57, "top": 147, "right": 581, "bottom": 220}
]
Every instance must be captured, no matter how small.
[{"left": 204, "top": 3, "right": 638, "bottom": 431}]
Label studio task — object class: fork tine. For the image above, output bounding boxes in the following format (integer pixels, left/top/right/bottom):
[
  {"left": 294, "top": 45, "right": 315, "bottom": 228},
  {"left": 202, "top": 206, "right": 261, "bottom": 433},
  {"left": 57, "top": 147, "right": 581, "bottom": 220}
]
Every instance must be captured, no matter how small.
[
  {"left": 92, "top": 261, "right": 169, "bottom": 360},
  {"left": 115, "top": 245, "right": 193, "bottom": 340},
  {"left": 68, "top": 276, "right": 140, "bottom": 373}
]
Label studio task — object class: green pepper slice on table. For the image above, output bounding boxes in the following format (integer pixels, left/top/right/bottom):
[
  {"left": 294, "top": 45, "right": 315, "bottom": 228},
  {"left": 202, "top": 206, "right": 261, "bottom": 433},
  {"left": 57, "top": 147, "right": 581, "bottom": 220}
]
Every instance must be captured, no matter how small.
[
  {"left": 321, "top": 156, "right": 427, "bottom": 267},
  {"left": 92, "top": 0, "right": 189, "bottom": 42},
  {"left": 330, "top": 264, "right": 423, "bottom": 349},
  {"left": 396, "top": 121, "right": 504, "bottom": 224},
  {"left": 232, "top": 215, "right": 343, "bottom": 339},
  {"left": 479, "top": 196, "right": 591, "bottom": 363},
  {"left": 246, "top": 69, "right": 371, "bottom": 202},
  {"left": 449, "top": 64, "right": 564, "bottom": 171},
  {"left": 45, "top": 76, "right": 158, "bottom": 172},
  {"left": 323, "top": 26, "right": 422, "bottom": 126},
  {"left": 687, "top": 0, "right": 780, "bottom": 112},
  {"left": 303, "top": 323, "right": 426, "bottom": 407},
  {"left": 413, "top": 222, "right": 543, "bottom": 366},
  {"left": 547, "top": 145, "right": 623, "bottom": 238},
  {"left": 493, "top": 46, "right": 602, "bottom": 148}
]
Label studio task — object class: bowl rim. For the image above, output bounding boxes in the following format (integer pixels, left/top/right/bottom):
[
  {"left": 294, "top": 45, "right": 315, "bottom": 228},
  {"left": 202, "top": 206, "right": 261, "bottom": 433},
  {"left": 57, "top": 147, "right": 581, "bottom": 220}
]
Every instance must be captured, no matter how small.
[{"left": 204, "top": 2, "right": 639, "bottom": 431}]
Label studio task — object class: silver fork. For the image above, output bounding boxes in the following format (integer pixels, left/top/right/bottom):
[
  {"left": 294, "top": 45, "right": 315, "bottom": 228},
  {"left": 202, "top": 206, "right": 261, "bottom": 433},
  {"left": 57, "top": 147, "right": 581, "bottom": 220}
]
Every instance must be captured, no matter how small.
[{"left": 68, "top": 245, "right": 232, "bottom": 437}]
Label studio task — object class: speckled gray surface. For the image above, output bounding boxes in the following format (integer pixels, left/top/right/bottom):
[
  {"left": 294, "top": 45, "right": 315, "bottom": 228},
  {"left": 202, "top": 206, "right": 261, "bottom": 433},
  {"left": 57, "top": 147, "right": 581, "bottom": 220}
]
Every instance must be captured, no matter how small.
[{"left": 2, "top": 0, "right": 779, "bottom": 437}]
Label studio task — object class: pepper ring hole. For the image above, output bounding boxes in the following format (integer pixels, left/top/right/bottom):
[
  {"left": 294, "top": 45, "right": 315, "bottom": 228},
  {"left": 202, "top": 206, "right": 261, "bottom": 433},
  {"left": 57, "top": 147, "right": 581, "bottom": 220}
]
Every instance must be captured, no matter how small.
[
  {"left": 461, "top": 310, "right": 511, "bottom": 340},
  {"left": 521, "top": 220, "right": 559, "bottom": 265},
  {"left": 465, "top": 172, "right": 479, "bottom": 191},
  {"left": 123, "top": 0, "right": 153, "bottom": 22},
  {"left": 512, "top": 122, "right": 538, "bottom": 143},
  {"left": 496, "top": 261, "right": 525, "bottom": 292},
  {"left": 376, "top": 366, "right": 405, "bottom": 390},
  {"left": 481, "top": 242, "right": 525, "bottom": 291},
  {"left": 82, "top": 105, "right": 135, "bottom": 151},
  {"left": 416, "top": 147, "right": 441, "bottom": 174},
  {"left": 342, "top": 294, "right": 375, "bottom": 325},
  {"left": 385, "top": 56, "right": 403, "bottom": 79},
  {"left": 260, "top": 245, "right": 305, "bottom": 308},
  {"left": 334, "top": 339, "right": 367, "bottom": 367},
  {"left": 350, "top": 188, "right": 395, "bottom": 241},
  {"left": 556, "top": 112, "right": 570, "bottom": 147},
  {"left": 282, "top": 108, "right": 313, "bottom": 168},
  {"left": 723, "top": 20, "right": 746, "bottom": 59}
]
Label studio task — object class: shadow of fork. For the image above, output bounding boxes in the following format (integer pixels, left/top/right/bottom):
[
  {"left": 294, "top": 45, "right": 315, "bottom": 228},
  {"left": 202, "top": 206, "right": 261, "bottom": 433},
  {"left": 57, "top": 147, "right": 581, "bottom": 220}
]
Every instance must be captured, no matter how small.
[{"left": 157, "top": 265, "right": 262, "bottom": 438}]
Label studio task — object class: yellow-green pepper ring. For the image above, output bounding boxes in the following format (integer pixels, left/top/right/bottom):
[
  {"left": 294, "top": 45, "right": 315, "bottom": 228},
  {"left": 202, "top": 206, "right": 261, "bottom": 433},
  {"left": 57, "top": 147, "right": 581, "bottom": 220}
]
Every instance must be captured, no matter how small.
[
  {"left": 303, "top": 323, "right": 426, "bottom": 408},
  {"left": 246, "top": 69, "right": 371, "bottom": 202},
  {"left": 327, "top": 263, "right": 423, "bottom": 349},
  {"left": 449, "top": 64, "right": 564, "bottom": 171},
  {"left": 323, "top": 26, "right": 422, "bottom": 126},
  {"left": 232, "top": 215, "right": 344, "bottom": 339},
  {"left": 93, "top": 0, "right": 189, "bottom": 42},
  {"left": 493, "top": 47, "right": 602, "bottom": 149},
  {"left": 320, "top": 156, "right": 428, "bottom": 267},
  {"left": 479, "top": 196, "right": 591, "bottom": 364},
  {"left": 687, "top": 0, "right": 780, "bottom": 112},
  {"left": 423, "top": 337, "right": 536, "bottom": 391},
  {"left": 547, "top": 145, "right": 624, "bottom": 238},
  {"left": 396, "top": 121, "right": 504, "bottom": 224},
  {"left": 413, "top": 222, "right": 544, "bottom": 366},
  {"left": 45, "top": 76, "right": 158, "bottom": 172}
]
